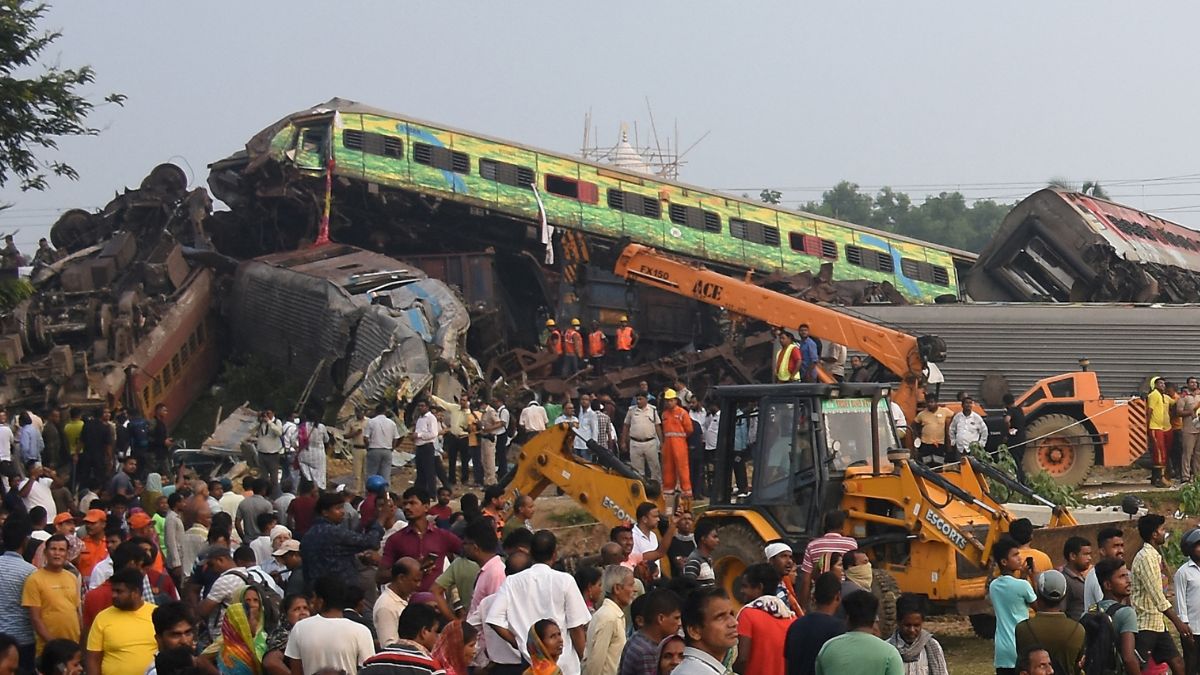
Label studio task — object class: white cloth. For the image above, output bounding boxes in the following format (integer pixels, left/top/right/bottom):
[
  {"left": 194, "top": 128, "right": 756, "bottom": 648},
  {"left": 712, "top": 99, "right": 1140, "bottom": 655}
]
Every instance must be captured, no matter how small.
[
  {"left": 556, "top": 415, "right": 586, "bottom": 452},
  {"left": 414, "top": 412, "right": 440, "bottom": 445},
  {"left": 949, "top": 411, "right": 988, "bottom": 452},
  {"left": 519, "top": 403, "right": 549, "bottom": 433},
  {"left": 473, "top": 591, "right": 522, "bottom": 665},
  {"left": 372, "top": 585, "right": 409, "bottom": 648},
  {"left": 19, "top": 477, "right": 55, "bottom": 515},
  {"left": 0, "top": 425, "right": 14, "bottom": 461},
  {"left": 255, "top": 418, "right": 283, "bottom": 455},
  {"left": 284, "top": 614, "right": 375, "bottom": 675},
  {"left": 703, "top": 411, "right": 720, "bottom": 450},
  {"left": 485, "top": 563, "right": 591, "bottom": 675},
  {"left": 365, "top": 414, "right": 400, "bottom": 449},
  {"left": 632, "top": 525, "right": 660, "bottom": 573}
]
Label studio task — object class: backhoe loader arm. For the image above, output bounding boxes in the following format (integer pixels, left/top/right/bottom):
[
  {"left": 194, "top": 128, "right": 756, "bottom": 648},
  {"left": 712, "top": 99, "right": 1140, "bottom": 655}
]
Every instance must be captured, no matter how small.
[
  {"left": 613, "top": 243, "right": 942, "bottom": 413},
  {"left": 500, "top": 423, "right": 664, "bottom": 528}
]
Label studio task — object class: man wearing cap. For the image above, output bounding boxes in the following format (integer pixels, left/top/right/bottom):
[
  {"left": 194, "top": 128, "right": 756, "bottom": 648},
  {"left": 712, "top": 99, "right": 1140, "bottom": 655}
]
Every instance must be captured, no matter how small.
[
  {"left": 1015, "top": 570, "right": 1085, "bottom": 675},
  {"left": 764, "top": 542, "right": 803, "bottom": 616},
  {"left": 273, "top": 538, "right": 305, "bottom": 596},
  {"left": 544, "top": 319, "right": 563, "bottom": 363},
  {"left": 1149, "top": 376, "right": 1173, "bottom": 486},
  {"left": 623, "top": 392, "right": 662, "bottom": 487},
  {"left": 660, "top": 389, "right": 694, "bottom": 503},
  {"left": 198, "top": 546, "right": 245, "bottom": 640},
  {"left": 615, "top": 316, "right": 636, "bottom": 366},
  {"left": 562, "top": 318, "right": 584, "bottom": 376},
  {"left": 78, "top": 509, "right": 109, "bottom": 579}
]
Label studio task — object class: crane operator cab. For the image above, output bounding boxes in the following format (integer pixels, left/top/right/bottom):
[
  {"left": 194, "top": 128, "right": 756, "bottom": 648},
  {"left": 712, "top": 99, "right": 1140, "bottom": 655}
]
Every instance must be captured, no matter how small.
[{"left": 709, "top": 382, "right": 903, "bottom": 539}]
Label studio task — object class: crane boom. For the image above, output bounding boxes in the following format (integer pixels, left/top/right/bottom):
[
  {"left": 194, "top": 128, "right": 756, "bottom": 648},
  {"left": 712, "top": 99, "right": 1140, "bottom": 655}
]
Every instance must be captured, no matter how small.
[{"left": 613, "top": 243, "right": 945, "bottom": 415}]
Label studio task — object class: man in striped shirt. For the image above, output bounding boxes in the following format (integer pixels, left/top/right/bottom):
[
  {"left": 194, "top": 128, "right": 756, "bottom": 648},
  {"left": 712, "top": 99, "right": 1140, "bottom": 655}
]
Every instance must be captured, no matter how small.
[
  {"left": 360, "top": 602, "right": 446, "bottom": 675},
  {"left": 796, "top": 511, "right": 858, "bottom": 611}
]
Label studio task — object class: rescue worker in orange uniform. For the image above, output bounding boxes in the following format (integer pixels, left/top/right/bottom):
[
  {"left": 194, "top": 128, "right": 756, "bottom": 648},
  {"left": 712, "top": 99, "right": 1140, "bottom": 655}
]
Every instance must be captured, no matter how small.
[
  {"left": 587, "top": 320, "right": 608, "bottom": 374},
  {"left": 615, "top": 315, "right": 637, "bottom": 366},
  {"left": 774, "top": 330, "right": 802, "bottom": 382},
  {"left": 660, "top": 388, "right": 695, "bottom": 504},
  {"left": 562, "top": 318, "right": 584, "bottom": 376},
  {"left": 545, "top": 319, "right": 563, "bottom": 366}
]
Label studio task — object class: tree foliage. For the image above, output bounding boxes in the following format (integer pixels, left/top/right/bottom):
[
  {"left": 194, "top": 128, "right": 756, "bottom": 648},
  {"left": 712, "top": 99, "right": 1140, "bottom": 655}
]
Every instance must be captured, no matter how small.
[
  {"left": 0, "top": 1, "right": 125, "bottom": 191},
  {"left": 800, "top": 180, "right": 1011, "bottom": 252}
]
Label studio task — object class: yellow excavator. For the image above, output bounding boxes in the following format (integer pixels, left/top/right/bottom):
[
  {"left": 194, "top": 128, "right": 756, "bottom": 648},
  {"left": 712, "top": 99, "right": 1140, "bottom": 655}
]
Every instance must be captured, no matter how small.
[{"left": 502, "top": 243, "right": 1120, "bottom": 636}]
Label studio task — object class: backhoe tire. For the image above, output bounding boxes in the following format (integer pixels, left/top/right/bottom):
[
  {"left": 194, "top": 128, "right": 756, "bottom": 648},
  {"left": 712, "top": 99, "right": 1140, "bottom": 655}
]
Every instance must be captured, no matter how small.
[
  {"left": 710, "top": 522, "right": 767, "bottom": 601},
  {"left": 969, "top": 613, "right": 996, "bottom": 639},
  {"left": 872, "top": 568, "right": 901, "bottom": 638},
  {"left": 1021, "top": 413, "right": 1095, "bottom": 487}
]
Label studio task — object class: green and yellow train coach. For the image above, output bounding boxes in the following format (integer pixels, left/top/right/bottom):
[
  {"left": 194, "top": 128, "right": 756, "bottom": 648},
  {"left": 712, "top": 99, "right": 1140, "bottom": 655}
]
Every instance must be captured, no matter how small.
[{"left": 249, "top": 98, "right": 972, "bottom": 304}]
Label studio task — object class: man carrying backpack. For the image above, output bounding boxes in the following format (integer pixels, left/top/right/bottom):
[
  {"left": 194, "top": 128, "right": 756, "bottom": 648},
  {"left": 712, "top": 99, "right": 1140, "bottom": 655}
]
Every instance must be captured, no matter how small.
[
  {"left": 1015, "top": 569, "right": 1085, "bottom": 675},
  {"left": 1082, "top": 557, "right": 1141, "bottom": 675}
]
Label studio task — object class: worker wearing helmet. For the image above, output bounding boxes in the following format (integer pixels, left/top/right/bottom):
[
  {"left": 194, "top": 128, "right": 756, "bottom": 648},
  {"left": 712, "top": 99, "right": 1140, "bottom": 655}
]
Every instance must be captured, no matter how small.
[
  {"left": 544, "top": 319, "right": 563, "bottom": 362},
  {"left": 562, "top": 318, "right": 584, "bottom": 376},
  {"left": 587, "top": 320, "right": 608, "bottom": 375},
  {"left": 660, "top": 388, "right": 695, "bottom": 504},
  {"left": 615, "top": 315, "right": 637, "bottom": 366}
]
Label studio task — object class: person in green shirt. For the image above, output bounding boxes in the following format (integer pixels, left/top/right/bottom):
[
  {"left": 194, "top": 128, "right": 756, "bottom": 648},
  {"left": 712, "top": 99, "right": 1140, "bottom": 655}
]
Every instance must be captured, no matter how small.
[
  {"left": 431, "top": 553, "right": 479, "bottom": 621},
  {"left": 815, "top": 589, "right": 903, "bottom": 675}
]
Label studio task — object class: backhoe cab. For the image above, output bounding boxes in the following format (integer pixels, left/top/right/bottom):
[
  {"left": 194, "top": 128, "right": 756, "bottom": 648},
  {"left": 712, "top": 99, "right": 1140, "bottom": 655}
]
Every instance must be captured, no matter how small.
[{"left": 701, "top": 382, "right": 1076, "bottom": 626}]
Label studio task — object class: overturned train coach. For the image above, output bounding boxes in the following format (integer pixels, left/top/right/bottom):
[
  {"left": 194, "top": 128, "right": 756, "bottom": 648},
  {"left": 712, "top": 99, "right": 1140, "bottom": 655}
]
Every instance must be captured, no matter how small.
[{"left": 965, "top": 188, "right": 1200, "bottom": 303}]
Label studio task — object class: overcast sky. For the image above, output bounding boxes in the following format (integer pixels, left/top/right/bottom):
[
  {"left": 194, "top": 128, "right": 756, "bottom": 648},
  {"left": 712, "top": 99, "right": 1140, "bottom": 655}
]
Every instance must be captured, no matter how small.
[{"left": 3, "top": 1, "right": 1199, "bottom": 253}]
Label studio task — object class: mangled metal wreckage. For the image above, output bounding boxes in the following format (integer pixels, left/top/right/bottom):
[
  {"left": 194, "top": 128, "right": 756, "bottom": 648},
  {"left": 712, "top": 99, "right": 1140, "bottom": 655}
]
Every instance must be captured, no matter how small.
[
  {"left": 0, "top": 164, "right": 219, "bottom": 426},
  {"left": 227, "top": 244, "right": 476, "bottom": 416}
]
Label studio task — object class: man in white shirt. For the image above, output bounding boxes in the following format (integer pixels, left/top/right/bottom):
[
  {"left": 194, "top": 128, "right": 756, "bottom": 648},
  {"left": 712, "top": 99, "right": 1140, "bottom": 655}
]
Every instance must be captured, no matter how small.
[
  {"left": 555, "top": 402, "right": 587, "bottom": 459},
  {"left": 576, "top": 394, "right": 597, "bottom": 461},
  {"left": 285, "top": 575, "right": 375, "bottom": 675},
  {"left": 493, "top": 396, "right": 512, "bottom": 479},
  {"left": 13, "top": 465, "right": 56, "bottom": 515},
  {"left": 518, "top": 398, "right": 549, "bottom": 438},
  {"left": 412, "top": 400, "right": 441, "bottom": 497},
  {"left": 486, "top": 530, "right": 591, "bottom": 675},
  {"left": 0, "top": 410, "right": 14, "bottom": 465},
  {"left": 365, "top": 403, "right": 401, "bottom": 480},
  {"left": 373, "top": 557, "right": 422, "bottom": 647},
  {"left": 254, "top": 409, "right": 284, "bottom": 496},
  {"left": 1175, "top": 527, "right": 1200, "bottom": 656},
  {"left": 632, "top": 502, "right": 663, "bottom": 574},
  {"left": 948, "top": 396, "right": 988, "bottom": 462}
]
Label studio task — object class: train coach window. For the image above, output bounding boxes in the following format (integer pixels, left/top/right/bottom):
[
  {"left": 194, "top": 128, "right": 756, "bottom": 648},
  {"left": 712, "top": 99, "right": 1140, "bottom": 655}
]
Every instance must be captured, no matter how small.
[
  {"left": 413, "top": 143, "right": 470, "bottom": 174},
  {"left": 900, "top": 257, "right": 952, "bottom": 286},
  {"left": 608, "top": 189, "right": 661, "bottom": 219},
  {"left": 790, "top": 233, "right": 837, "bottom": 259},
  {"left": 544, "top": 174, "right": 599, "bottom": 204},
  {"left": 479, "top": 158, "right": 535, "bottom": 189},
  {"left": 668, "top": 203, "right": 721, "bottom": 232},
  {"left": 343, "top": 130, "right": 404, "bottom": 159},
  {"left": 846, "top": 245, "right": 895, "bottom": 273},
  {"left": 730, "top": 218, "right": 780, "bottom": 247}
]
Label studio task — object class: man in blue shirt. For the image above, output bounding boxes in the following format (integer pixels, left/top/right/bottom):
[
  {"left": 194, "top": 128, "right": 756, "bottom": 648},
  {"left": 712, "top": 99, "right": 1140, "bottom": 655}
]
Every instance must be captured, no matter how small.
[
  {"left": 798, "top": 324, "right": 820, "bottom": 382},
  {"left": 0, "top": 516, "right": 36, "bottom": 671}
]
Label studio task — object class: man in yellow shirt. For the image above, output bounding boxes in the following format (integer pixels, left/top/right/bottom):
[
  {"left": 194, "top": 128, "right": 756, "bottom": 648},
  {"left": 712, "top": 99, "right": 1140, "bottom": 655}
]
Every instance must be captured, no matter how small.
[
  {"left": 912, "top": 395, "right": 951, "bottom": 464},
  {"left": 1148, "top": 376, "right": 1172, "bottom": 487},
  {"left": 22, "top": 535, "right": 80, "bottom": 654},
  {"left": 86, "top": 568, "right": 157, "bottom": 675}
]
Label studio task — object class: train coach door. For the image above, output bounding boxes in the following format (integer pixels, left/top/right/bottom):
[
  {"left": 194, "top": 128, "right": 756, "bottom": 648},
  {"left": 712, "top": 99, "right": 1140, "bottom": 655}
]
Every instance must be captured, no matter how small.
[{"left": 292, "top": 123, "right": 330, "bottom": 172}]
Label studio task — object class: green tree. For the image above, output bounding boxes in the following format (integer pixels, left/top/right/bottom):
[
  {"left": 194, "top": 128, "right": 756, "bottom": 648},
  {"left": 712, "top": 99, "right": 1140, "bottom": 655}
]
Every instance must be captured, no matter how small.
[
  {"left": 802, "top": 181, "right": 873, "bottom": 224},
  {"left": 0, "top": 1, "right": 125, "bottom": 191}
]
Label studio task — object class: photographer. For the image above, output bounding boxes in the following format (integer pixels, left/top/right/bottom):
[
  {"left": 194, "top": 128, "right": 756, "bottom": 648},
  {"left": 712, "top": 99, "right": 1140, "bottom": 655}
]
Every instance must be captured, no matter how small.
[{"left": 255, "top": 409, "right": 284, "bottom": 496}]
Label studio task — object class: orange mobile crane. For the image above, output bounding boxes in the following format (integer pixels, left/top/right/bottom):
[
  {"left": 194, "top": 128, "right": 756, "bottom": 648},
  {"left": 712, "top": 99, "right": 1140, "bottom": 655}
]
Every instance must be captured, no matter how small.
[{"left": 613, "top": 243, "right": 1147, "bottom": 487}]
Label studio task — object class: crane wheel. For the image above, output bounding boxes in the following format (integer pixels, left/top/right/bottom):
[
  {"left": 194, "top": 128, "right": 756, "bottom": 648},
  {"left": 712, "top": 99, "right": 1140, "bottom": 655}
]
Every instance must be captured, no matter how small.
[
  {"left": 872, "top": 568, "right": 901, "bottom": 638},
  {"left": 710, "top": 522, "right": 767, "bottom": 602},
  {"left": 1021, "top": 413, "right": 1095, "bottom": 487}
]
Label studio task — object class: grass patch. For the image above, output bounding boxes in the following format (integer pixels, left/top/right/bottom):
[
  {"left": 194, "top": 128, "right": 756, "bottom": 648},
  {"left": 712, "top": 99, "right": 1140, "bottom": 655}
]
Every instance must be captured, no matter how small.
[{"left": 547, "top": 508, "right": 597, "bottom": 527}]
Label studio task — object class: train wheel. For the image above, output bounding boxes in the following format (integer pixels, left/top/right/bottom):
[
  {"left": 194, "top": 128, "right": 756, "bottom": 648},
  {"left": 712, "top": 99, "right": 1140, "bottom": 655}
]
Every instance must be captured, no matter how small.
[{"left": 1021, "top": 413, "right": 1095, "bottom": 487}]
